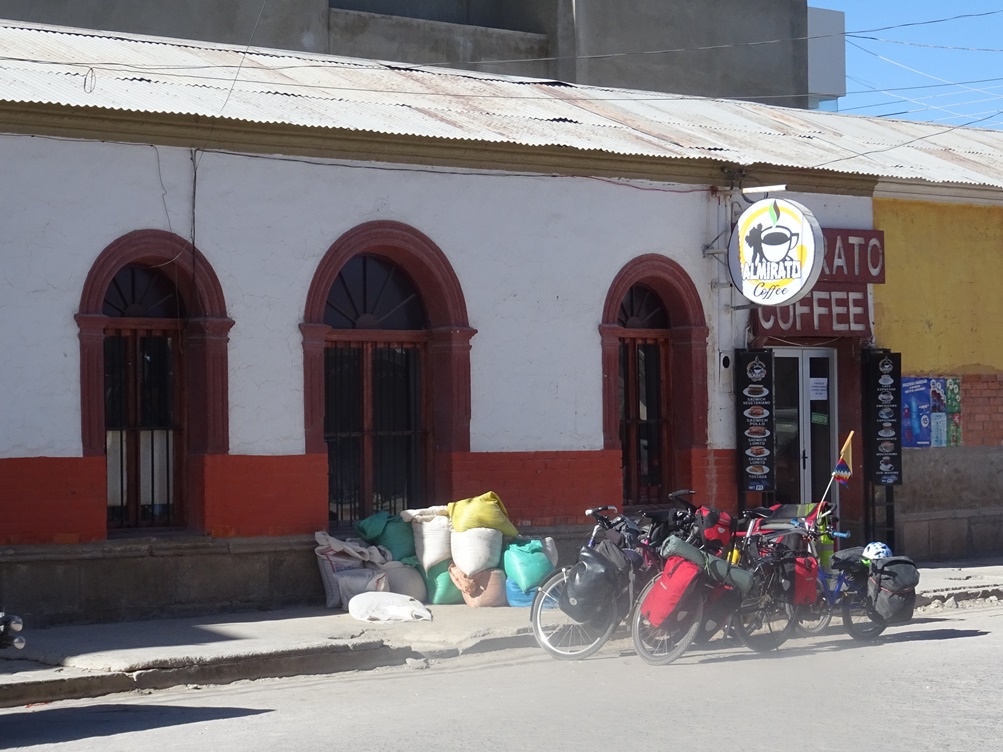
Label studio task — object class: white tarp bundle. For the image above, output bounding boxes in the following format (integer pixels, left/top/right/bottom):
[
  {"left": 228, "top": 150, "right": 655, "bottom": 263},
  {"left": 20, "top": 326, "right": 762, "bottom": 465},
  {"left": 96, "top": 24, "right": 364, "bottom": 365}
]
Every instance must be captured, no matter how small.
[{"left": 348, "top": 591, "right": 433, "bottom": 622}]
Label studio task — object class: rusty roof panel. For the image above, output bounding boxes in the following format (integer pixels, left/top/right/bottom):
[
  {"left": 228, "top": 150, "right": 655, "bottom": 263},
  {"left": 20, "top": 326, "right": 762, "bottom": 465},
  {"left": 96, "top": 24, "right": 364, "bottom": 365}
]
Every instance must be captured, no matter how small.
[{"left": 2, "top": 20, "right": 1002, "bottom": 189}]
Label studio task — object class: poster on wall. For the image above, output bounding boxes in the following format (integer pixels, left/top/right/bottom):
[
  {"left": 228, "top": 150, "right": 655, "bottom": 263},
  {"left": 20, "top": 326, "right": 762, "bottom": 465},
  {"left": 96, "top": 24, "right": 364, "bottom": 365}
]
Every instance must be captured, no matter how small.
[
  {"left": 902, "top": 376, "right": 962, "bottom": 447},
  {"left": 734, "top": 349, "right": 776, "bottom": 492},
  {"left": 901, "top": 377, "right": 931, "bottom": 447},
  {"left": 863, "top": 350, "right": 902, "bottom": 485}
]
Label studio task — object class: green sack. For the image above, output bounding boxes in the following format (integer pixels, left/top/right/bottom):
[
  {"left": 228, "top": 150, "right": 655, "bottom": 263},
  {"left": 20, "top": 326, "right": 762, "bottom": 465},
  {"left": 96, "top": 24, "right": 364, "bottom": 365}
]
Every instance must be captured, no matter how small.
[
  {"left": 354, "top": 511, "right": 390, "bottom": 542},
  {"left": 503, "top": 539, "right": 555, "bottom": 593},
  {"left": 422, "top": 560, "right": 464, "bottom": 605},
  {"left": 375, "top": 516, "right": 416, "bottom": 561},
  {"left": 354, "top": 512, "right": 416, "bottom": 561}
]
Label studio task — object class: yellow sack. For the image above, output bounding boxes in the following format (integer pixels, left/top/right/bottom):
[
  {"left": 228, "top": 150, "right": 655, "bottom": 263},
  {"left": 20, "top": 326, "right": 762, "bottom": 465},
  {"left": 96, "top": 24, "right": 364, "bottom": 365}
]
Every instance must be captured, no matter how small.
[{"left": 447, "top": 491, "right": 518, "bottom": 537}]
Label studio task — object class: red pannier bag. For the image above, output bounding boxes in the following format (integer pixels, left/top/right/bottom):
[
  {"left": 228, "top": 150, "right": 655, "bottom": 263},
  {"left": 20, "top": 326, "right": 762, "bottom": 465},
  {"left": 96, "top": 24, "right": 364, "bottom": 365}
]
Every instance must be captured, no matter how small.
[
  {"left": 640, "top": 555, "right": 702, "bottom": 628},
  {"left": 792, "top": 555, "right": 819, "bottom": 606}
]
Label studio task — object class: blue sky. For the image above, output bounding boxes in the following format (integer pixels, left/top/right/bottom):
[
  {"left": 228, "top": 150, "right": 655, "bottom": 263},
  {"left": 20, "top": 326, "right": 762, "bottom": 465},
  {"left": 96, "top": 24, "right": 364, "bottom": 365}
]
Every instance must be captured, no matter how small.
[{"left": 816, "top": 2, "right": 1003, "bottom": 130}]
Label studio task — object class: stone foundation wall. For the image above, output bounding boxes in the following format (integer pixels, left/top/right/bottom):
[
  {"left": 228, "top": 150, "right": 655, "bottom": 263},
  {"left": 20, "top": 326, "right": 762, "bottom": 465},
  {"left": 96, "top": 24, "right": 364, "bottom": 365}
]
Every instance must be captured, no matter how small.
[
  {"left": 896, "top": 447, "right": 1003, "bottom": 561},
  {"left": 0, "top": 536, "right": 323, "bottom": 628}
]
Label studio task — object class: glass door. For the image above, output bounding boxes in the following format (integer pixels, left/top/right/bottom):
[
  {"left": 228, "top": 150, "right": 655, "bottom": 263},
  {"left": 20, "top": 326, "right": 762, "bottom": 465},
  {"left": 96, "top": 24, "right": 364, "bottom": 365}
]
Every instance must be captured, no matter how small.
[{"left": 771, "top": 348, "right": 838, "bottom": 507}]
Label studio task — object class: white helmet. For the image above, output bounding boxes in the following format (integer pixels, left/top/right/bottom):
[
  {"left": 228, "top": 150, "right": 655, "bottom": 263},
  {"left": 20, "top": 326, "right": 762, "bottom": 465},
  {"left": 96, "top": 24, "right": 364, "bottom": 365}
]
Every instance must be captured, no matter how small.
[{"left": 863, "top": 541, "right": 892, "bottom": 560}]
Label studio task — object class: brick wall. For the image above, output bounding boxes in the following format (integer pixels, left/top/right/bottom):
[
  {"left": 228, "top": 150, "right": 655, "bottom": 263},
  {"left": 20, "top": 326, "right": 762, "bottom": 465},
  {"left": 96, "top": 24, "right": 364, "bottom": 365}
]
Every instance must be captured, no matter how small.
[
  {"left": 961, "top": 374, "right": 1003, "bottom": 446},
  {"left": 686, "top": 449, "right": 739, "bottom": 513}
]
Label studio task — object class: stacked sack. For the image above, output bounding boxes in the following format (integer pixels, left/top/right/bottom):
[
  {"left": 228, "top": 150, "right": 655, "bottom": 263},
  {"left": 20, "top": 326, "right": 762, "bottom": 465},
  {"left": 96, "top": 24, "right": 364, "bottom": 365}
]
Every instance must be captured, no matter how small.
[
  {"left": 351, "top": 511, "right": 428, "bottom": 603},
  {"left": 313, "top": 532, "right": 392, "bottom": 609},
  {"left": 446, "top": 492, "right": 518, "bottom": 607},
  {"left": 317, "top": 492, "right": 557, "bottom": 611},
  {"left": 502, "top": 537, "right": 558, "bottom": 607},
  {"left": 314, "top": 511, "right": 429, "bottom": 610},
  {"left": 400, "top": 505, "right": 461, "bottom": 605}
]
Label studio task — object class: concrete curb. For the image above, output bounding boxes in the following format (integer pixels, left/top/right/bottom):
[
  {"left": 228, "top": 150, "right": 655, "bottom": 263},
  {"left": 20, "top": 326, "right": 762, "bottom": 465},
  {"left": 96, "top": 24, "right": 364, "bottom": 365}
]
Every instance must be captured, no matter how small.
[{"left": 0, "top": 628, "right": 539, "bottom": 708}]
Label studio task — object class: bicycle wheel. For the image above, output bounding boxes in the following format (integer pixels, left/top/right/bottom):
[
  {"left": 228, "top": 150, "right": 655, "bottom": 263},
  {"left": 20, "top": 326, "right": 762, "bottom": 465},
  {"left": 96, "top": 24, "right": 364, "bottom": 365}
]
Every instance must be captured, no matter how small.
[
  {"left": 531, "top": 570, "right": 619, "bottom": 660},
  {"left": 732, "top": 563, "right": 799, "bottom": 652},
  {"left": 841, "top": 591, "right": 887, "bottom": 641},
  {"left": 795, "top": 580, "right": 832, "bottom": 636},
  {"left": 630, "top": 575, "right": 705, "bottom": 666}
]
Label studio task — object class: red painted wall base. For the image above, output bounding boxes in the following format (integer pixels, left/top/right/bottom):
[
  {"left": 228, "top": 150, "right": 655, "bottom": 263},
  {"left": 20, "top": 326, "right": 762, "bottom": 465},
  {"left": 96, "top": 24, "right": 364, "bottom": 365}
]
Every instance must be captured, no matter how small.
[
  {"left": 0, "top": 457, "right": 106, "bottom": 544},
  {"left": 196, "top": 453, "right": 329, "bottom": 538},
  {"left": 448, "top": 449, "right": 623, "bottom": 526}
]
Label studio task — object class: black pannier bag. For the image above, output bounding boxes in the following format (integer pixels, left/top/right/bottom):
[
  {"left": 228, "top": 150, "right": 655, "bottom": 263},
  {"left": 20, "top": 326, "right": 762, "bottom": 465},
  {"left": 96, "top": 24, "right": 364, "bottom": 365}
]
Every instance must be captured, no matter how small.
[
  {"left": 559, "top": 539, "right": 631, "bottom": 623},
  {"left": 831, "top": 546, "right": 869, "bottom": 582},
  {"left": 868, "top": 556, "right": 920, "bottom": 624}
]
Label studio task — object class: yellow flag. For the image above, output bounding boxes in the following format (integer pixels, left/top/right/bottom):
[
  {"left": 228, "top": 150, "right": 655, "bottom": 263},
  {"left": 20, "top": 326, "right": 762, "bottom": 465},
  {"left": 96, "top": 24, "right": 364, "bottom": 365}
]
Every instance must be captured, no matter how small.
[{"left": 839, "top": 430, "right": 854, "bottom": 466}]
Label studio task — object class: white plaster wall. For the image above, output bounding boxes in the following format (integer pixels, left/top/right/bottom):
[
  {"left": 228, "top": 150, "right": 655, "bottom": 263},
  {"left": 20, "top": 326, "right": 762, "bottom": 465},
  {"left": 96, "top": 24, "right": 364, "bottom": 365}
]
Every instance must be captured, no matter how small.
[
  {"left": 192, "top": 152, "right": 715, "bottom": 455},
  {"left": 0, "top": 131, "right": 874, "bottom": 461},
  {"left": 0, "top": 135, "right": 195, "bottom": 457}
]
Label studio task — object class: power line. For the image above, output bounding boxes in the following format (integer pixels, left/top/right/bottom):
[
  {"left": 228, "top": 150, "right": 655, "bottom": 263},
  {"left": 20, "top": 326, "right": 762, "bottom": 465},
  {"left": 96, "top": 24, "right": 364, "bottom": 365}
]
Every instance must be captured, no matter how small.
[
  {"left": 841, "top": 40, "right": 1003, "bottom": 124},
  {"left": 415, "top": 9, "right": 1003, "bottom": 70},
  {"left": 847, "top": 35, "right": 1003, "bottom": 54}
]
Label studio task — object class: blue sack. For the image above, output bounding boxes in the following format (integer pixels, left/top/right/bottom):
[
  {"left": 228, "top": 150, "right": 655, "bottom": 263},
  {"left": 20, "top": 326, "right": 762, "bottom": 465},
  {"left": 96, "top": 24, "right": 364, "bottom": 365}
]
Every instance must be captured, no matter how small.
[{"left": 505, "top": 577, "right": 537, "bottom": 607}]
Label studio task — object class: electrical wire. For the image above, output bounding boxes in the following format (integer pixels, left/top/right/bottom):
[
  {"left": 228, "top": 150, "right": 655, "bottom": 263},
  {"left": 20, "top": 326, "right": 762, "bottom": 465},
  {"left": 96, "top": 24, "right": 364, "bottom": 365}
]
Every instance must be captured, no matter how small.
[{"left": 846, "top": 39, "right": 1003, "bottom": 119}]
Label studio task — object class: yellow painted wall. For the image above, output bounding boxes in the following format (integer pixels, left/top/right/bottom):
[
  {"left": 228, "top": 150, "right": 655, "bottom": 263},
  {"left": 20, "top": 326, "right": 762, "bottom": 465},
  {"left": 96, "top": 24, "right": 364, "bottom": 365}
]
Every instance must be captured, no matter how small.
[{"left": 873, "top": 199, "right": 1003, "bottom": 373}]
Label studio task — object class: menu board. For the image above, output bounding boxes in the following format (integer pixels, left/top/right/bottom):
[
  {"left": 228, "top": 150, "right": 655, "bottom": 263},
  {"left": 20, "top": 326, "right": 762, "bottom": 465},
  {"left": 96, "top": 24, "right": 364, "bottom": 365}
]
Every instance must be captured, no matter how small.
[
  {"left": 735, "top": 349, "right": 776, "bottom": 492},
  {"left": 863, "top": 350, "right": 903, "bottom": 485}
]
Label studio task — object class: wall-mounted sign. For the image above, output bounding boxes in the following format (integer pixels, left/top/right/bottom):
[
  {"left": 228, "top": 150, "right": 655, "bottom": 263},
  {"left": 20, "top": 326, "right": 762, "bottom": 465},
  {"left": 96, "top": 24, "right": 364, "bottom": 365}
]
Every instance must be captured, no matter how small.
[
  {"left": 734, "top": 349, "right": 776, "bottom": 492},
  {"left": 728, "top": 199, "right": 825, "bottom": 306},
  {"left": 751, "top": 228, "right": 884, "bottom": 338},
  {"left": 819, "top": 229, "right": 885, "bottom": 284},
  {"left": 754, "top": 283, "right": 871, "bottom": 337},
  {"left": 862, "top": 350, "right": 902, "bottom": 486}
]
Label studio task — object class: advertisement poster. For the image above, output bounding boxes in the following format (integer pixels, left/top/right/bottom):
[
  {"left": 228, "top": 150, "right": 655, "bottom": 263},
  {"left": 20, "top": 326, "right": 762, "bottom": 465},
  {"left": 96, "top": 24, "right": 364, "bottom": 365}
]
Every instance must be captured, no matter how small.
[
  {"left": 901, "top": 376, "right": 962, "bottom": 448},
  {"left": 947, "top": 378, "right": 963, "bottom": 446},
  {"left": 901, "top": 378, "right": 931, "bottom": 447}
]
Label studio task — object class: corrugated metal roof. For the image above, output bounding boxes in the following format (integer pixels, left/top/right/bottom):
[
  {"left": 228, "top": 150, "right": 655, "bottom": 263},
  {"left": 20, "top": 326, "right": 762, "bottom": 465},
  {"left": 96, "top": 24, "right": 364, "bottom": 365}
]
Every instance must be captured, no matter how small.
[{"left": 2, "top": 20, "right": 1002, "bottom": 189}]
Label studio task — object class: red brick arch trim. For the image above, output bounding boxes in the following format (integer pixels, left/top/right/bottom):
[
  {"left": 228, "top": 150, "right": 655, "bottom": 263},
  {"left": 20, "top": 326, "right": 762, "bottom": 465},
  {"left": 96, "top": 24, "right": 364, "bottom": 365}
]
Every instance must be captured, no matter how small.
[
  {"left": 601, "top": 254, "right": 707, "bottom": 329},
  {"left": 77, "top": 230, "right": 232, "bottom": 456},
  {"left": 600, "top": 254, "right": 709, "bottom": 454},
  {"left": 302, "top": 222, "right": 474, "bottom": 498},
  {"left": 305, "top": 221, "right": 470, "bottom": 328},
  {"left": 79, "top": 230, "right": 227, "bottom": 317}
]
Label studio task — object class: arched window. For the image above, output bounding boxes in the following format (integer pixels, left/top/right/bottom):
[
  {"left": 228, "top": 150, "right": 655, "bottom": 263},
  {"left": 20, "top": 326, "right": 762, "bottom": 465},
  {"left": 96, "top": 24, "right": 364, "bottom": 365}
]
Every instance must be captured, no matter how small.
[
  {"left": 303, "top": 221, "right": 475, "bottom": 527},
  {"left": 103, "top": 264, "right": 185, "bottom": 528},
  {"left": 600, "top": 255, "right": 709, "bottom": 504},
  {"left": 78, "top": 230, "right": 232, "bottom": 533},
  {"left": 618, "top": 284, "right": 671, "bottom": 504},
  {"left": 323, "top": 255, "right": 429, "bottom": 523}
]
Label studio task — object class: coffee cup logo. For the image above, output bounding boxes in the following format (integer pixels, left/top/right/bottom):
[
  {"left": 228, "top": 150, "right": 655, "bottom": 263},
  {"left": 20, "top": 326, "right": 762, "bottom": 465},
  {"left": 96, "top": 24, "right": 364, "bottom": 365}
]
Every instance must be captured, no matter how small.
[
  {"left": 747, "top": 356, "right": 767, "bottom": 382},
  {"left": 728, "top": 198, "right": 824, "bottom": 306}
]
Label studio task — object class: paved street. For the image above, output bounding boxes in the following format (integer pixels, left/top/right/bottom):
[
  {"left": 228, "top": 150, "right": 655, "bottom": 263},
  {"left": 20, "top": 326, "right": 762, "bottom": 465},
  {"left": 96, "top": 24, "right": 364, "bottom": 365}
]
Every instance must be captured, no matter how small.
[{"left": 2, "top": 602, "right": 999, "bottom": 752}]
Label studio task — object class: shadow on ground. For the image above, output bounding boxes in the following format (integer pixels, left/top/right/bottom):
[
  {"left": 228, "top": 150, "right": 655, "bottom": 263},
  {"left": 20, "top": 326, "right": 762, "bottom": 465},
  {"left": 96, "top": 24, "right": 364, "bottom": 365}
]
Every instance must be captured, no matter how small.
[{"left": 0, "top": 703, "right": 270, "bottom": 748}]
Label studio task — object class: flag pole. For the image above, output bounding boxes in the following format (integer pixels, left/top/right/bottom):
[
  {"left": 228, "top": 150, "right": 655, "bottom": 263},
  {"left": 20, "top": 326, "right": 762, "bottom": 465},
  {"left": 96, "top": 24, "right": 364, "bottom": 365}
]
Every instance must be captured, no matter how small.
[{"left": 817, "top": 430, "right": 854, "bottom": 509}]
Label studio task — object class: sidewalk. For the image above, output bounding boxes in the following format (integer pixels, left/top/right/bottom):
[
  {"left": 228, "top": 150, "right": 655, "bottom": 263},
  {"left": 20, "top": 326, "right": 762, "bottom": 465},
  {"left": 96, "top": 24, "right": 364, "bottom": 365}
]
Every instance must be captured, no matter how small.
[{"left": 3, "top": 559, "right": 1003, "bottom": 709}]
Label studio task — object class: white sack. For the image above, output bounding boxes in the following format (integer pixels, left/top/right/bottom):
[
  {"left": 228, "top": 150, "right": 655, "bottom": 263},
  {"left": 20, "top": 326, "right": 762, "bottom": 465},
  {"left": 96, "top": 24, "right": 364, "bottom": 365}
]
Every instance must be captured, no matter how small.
[
  {"left": 378, "top": 561, "right": 428, "bottom": 602},
  {"left": 412, "top": 514, "right": 453, "bottom": 572},
  {"left": 542, "top": 536, "right": 559, "bottom": 567},
  {"left": 450, "top": 527, "right": 503, "bottom": 576},
  {"left": 315, "top": 531, "right": 393, "bottom": 565},
  {"left": 336, "top": 568, "right": 388, "bottom": 609},
  {"left": 400, "top": 506, "right": 448, "bottom": 523}
]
